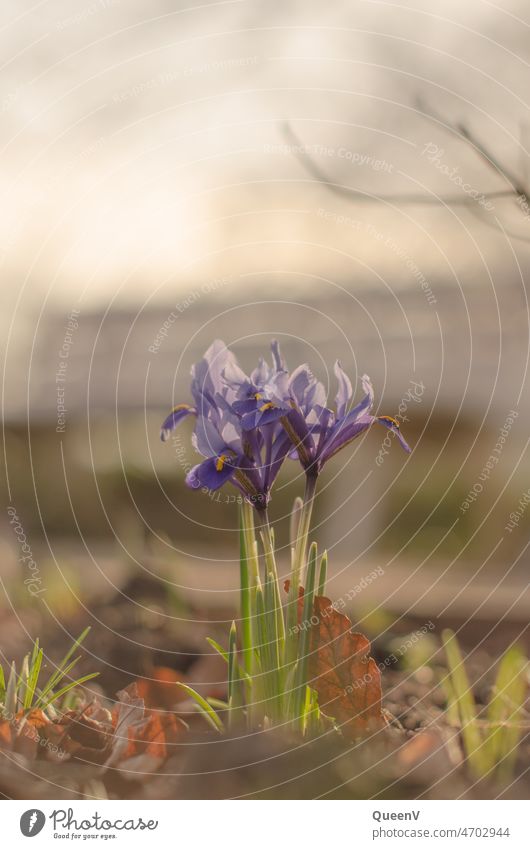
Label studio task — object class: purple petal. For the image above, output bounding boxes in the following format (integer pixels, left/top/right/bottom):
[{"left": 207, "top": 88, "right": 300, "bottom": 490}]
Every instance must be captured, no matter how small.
[
  {"left": 265, "top": 431, "right": 293, "bottom": 488},
  {"left": 326, "top": 374, "right": 374, "bottom": 443},
  {"left": 160, "top": 404, "right": 196, "bottom": 441},
  {"left": 288, "top": 364, "right": 313, "bottom": 405},
  {"left": 221, "top": 360, "right": 251, "bottom": 392},
  {"left": 270, "top": 339, "right": 286, "bottom": 372},
  {"left": 305, "top": 378, "right": 327, "bottom": 411},
  {"left": 334, "top": 360, "right": 353, "bottom": 419},
  {"left": 376, "top": 416, "right": 412, "bottom": 453},
  {"left": 232, "top": 397, "right": 260, "bottom": 416},
  {"left": 185, "top": 456, "right": 235, "bottom": 491},
  {"left": 360, "top": 374, "right": 374, "bottom": 409},
  {"left": 241, "top": 405, "right": 286, "bottom": 430},
  {"left": 281, "top": 407, "right": 315, "bottom": 467},
  {"left": 251, "top": 356, "right": 269, "bottom": 386},
  {"left": 191, "top": 340, "right": 237, "bottom": 400},
  {"left": 319, "top": 414, "right": 373, "bottom": 464},
  {"left": 192, "top": 416, "right": 227, "bottom": 457}
]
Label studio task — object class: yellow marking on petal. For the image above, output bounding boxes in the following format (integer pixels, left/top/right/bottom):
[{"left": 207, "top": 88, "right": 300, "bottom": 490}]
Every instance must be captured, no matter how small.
[
  {"left": 170, "top": 403, "right": 191, "bottom": 414},
  {"left": 259, "top": 401, "right": 275, "bottom": 412},
  {"left": 254, "top": 392, "right": 263, "bottom": 400},
  {"left": 378, "top": 415, "right": 400, "bottom": 428},
  {"left": 216, "top": 454, "right": 228, "bottom": 472}
]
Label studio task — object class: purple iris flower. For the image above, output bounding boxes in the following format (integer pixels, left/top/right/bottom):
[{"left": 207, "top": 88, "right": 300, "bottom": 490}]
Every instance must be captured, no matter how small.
[
  {"left": 160, "top": 340, "right": 292, "bottom": 507},
  {"left": 223, "top": 341, "right": 411, "bottom": 474},
  {"left": 161, "top": 339, "right": 411, "bottom": 502},
  {"left": 229, "top": 342, "right": 325, "bottom": 447},
  {"left": 286, "top": 366, "right": 411, "bottom": 475}
]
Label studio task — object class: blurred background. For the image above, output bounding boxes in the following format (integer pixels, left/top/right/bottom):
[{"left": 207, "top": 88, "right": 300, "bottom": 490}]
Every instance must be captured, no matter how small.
[{"left": 1, "top": 0, "right": 529, "bottom": 681}]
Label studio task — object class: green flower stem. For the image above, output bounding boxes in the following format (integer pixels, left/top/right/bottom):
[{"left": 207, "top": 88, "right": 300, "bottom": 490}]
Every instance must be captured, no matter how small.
[
  {"left": 238, "top": 510, "right": 253, "bottom": 679},
  {"left": 293, "top": 541, "right": 318, "bottom": 728},
  {"left": 287, "top": 473, "right": 318, "bottom": 664},
  {"left": 258, "top": 508, "right": 286, "bottom": 654},
  {"left": 242, "top": 499, "right": 260, "bottom": 587},
  {"left": 249, "top": 507, "right": 285, "bottom": 720},
  {"left": 240, "top": 500, "right": 265, "bottom": 728}
]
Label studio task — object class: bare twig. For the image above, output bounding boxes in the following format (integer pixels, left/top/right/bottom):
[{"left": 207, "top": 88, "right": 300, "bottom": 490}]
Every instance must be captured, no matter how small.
[
  {"left": 416, "top": 98, "right": 530, "bottom": 243},
  {"left": 281, "top": 120, "right": 515, "bottom": 206},
  {"left": 282, "top": 104, "right": 530, "bottom": 242}
]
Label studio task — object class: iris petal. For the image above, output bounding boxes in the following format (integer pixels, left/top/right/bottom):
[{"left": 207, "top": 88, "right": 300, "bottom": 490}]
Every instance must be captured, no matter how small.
[
  {"left": 241, "top": 405, "right": 286, "bottom": 430},
  {"left": 376, "top": 416, "right": 412, "bottom": 453},
  {"left": 160, "top": 405, "right": 196, "bottom": 441},
  {"left": 185, "top": 456, "right": 235, "bottom": 491},
  {"left": 334, "top": 360, "right": 353, "bottom": 419},
  {"left": 320, "top": 414, "right": 373, "bottom": 464}
]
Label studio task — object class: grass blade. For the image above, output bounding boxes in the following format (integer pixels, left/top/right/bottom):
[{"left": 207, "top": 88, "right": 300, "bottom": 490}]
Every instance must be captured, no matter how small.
[
  {"left": 317, "top": 550, "right": 327, "bottom": 597},
  {"left": 206, "top": 637, "right": 229, "bottom": 662},
  {"left": 442, "top": 628, "right": 484, "bottom": 778},
  {"left": 207, "top": 697, "right": 229, "bottom": 710},
  {"left": 39, "top": 672, "right": 100, "bottom": 711},
  {"left": 484, "top": 645, "right": 527, "bottom": 782},
  {"left": 24, "top": 648, "right": 43, "bottom": 711},
  {"left": 5, "top": 662, "right": 17, "bottom": 715},
  {"left": 18, "top": 655, "right": 30, "bottom": 711},
  {"left": 35, "top": 655, "right": 82, "bottom": 708},
  {"left": 45, "top": 627, "right": 91, "bottom": 693},
  {"left": 30, "top": 638, "right": 40, "bottom": 669},
  {"left": 177, "top": 683, "right": 224, "bottom": 733},
  {"left": 206, "top": 637, "right": 251, "bottom": 684}
]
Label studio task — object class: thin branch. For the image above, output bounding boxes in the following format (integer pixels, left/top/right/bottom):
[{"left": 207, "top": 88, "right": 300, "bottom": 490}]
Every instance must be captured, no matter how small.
[
  {"left": 281, "top": 120, "right": 515, "bottom": 206},
  {"left": 416, "top": 98, "right": 530, "bottom": 244},
  {"left": 282, "top": 105, "right": 530, "bottom": 243}
]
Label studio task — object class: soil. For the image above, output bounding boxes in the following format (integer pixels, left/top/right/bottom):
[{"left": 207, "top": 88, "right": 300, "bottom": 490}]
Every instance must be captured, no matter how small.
[{"left": 0, "top": 576, "right": 528, "bottom": 801}]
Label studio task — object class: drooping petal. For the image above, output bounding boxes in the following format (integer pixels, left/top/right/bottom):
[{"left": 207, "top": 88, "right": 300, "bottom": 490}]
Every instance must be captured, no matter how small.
[
  {"left": 376, "top": 416, "right": 412, "bottom": 453},
  {"left": 160, "top": 404, "right": 196, "bottom": 442},
  {"left": 185, "top": 456, "right": 235, "bottom": 491},
  {"left": 334, "top": 360, "right": 353, "bottom": 419},
  {"left": 319, "top": 413, "right": 373, "bottom": 464}
]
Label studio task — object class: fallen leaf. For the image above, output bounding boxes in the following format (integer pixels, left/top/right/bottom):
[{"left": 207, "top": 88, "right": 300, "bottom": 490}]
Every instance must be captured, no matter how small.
[
  {"left": 104, "top": 684, "right": 146, "bottom": 769},
  {"left": 42, "top": 704, "right": 113, "bottom": 764},
  {"left": 136, "top": 667, "right": 186, "bottom": 709},
  {"left": 113, "top": 709, "right": 186, "bottom": 776},
  {"left": 0, "top": 709, "right": 50, "bottom": 761},
  {"left": 0, "top": 719, "right": 14, "bottom": 749},
  {"left": 309, "top": 595, "right": 387, "bottom": 739}
]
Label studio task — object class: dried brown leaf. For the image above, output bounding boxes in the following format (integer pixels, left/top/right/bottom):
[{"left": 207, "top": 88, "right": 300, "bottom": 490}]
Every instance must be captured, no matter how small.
[{"left": 309, "top": 595, "right": 387, "bottom": 739}]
